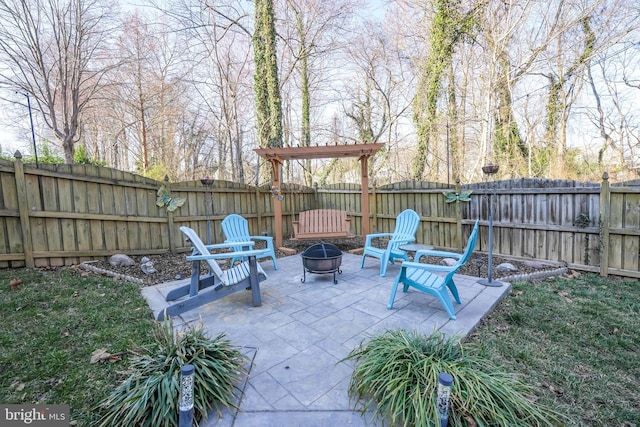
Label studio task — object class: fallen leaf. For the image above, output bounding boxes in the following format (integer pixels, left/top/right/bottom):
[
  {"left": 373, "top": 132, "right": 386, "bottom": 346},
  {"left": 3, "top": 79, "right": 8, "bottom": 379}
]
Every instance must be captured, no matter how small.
[
  {"left": 61, "top": 331, "right": 71, "bottom": 337},
  {"left": 72, "top": 291, "right": 80, "bottom": 298},
  {"left": 10, "top": 279, "right": 23, "bottom": 289},
  {"left": 90, "top": 348, "right": 111, "bottom": 364},
  {"left": 564, "top": 270, "right": 581, "bottom": 278}
]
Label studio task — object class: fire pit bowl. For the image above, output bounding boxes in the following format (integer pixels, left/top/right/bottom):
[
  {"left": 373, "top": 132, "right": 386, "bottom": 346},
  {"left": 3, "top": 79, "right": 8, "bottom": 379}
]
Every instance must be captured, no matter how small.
[{"left": 301, "top": 242, "right": 343, "bottom": 284}]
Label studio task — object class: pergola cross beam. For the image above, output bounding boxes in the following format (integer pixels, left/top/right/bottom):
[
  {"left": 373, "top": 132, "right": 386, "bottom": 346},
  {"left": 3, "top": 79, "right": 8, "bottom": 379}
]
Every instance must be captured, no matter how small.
[{"left": 255, "top": 143, "right": 384, "bottom": 247}]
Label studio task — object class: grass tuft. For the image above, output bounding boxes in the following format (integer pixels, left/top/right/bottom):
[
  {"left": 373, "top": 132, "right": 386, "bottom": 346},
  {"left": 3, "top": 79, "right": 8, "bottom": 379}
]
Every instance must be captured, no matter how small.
[
  {"left": 342, "top": 329, "right": 563, "bottom": 426},
  {"left": 95, "top": 319, "right": 247, "bottom": 427}
]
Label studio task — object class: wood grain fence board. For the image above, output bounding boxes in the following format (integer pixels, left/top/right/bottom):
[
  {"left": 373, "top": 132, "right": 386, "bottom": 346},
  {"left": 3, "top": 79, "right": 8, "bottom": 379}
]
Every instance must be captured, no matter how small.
[
  {"left": 186, "top": 189, "right": 201, "bottom": 218},
  {"left": 60, "top": 218, "right": 77, "bottom": 265},
  {"left": 609, "top": 234, "right": 623, "bottom": 269},
  {"left": 58, "top": 178, "right": 78, "bottom": 265},
  {"left": 5, "top": 217, "right": 22, "bottom": 261},
  {"left": 124, "top": 184, "right": 138, "bottom": 215},
  {"left": 510, "top": 225, "right": 524, "bottom": 258},
  {"left": 86, "top": 180, "right": 106, "bottom": 254},
  {"left": 139, "top": 188, "right": 154, "bottom": 251},
  {"left": 40, "top": 175, "right": 61, "bottom": 266},
  {"left": 624, "top": 192, "right": 640, "bottom": 228},
  {"left": 0, "top": 224, "right": 9, "bottom": 268},
  {"left": 430, "top": 188, "right": 445, "bottom": 246},
  {"left": 620, "top": 234, "right": 638, "bottom": 271},
  {"left": 620, "top": 192, "right": 640, "bottom": 271},
  {"left": 559, "top": 230, "right": 573, "bottom": 263},
  {"left": 101, "top": 182, "right": 118, "bottom": 256},
  {"left": 125, "top": 186, "right": 141, "bottom": 251},
  {"left": 573, "top": 233, "right": 586, "bottom": 265},
  {"left": 73, "top": 180, "right": 92, "bottom": 262},
  {"left": 30, "top": 217, "right": 48, "bottom": 265},
  {"left": 534, "top": 228, "right": 546, "bottom": 260}
]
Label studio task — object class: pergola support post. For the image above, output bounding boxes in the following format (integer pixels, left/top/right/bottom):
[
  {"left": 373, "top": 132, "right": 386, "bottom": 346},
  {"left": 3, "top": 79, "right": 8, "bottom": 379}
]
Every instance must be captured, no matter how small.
[{"left": 360, "top": 154, "right": 371, "bottom": 238}]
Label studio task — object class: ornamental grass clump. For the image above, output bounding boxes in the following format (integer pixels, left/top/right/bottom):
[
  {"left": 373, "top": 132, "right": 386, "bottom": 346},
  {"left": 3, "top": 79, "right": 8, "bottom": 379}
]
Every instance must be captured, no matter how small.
[
  {"left": 342, "top": 329, "right": 564, "bottom": 427},
  {"left": 96, "top": 319, "right": 247, "bottom": 427}
]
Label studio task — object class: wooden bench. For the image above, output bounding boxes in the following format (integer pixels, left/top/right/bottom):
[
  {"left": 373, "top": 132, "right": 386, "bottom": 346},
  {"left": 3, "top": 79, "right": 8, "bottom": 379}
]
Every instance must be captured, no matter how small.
[{"left": 292, "top": 209, "right": 354, "bottom": 240}]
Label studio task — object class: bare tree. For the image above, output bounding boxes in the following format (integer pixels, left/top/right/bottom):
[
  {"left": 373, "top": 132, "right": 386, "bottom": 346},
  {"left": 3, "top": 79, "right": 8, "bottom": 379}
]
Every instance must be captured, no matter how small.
[
  {"left": 342, "top": 25, "right": 414, "bottom": 182},
  {"left": 157, "top": 0, "right": 255, "bottom": 182},
  {"left": 0, "top": 0, "right": 117, "bottom": 163},
  {"left": 277, "top": 0, "right": 356, "bottom": 185}
]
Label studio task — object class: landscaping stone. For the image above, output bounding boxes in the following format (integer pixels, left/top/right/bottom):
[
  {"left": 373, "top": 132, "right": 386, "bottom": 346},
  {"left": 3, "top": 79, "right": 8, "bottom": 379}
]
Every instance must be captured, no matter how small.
[{"left": 109, "top": 254, "right": 135, "bottom": 267}]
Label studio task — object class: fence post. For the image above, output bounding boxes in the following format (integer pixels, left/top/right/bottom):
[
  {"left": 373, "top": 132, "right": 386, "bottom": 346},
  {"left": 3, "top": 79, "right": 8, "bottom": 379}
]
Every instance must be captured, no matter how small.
[
  {"left": 455, "top": 178, "right": 463, "bottom": 251},
  {"left": 13, "top": 152, "right": 34, "bottom": 268},
  {"left": 599, "top": 172, "right": 610, "bottom": 277}
]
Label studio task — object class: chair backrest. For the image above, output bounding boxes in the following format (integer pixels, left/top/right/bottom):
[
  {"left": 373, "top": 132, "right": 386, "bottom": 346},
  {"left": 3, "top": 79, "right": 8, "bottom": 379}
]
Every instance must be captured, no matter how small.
[
  {"left": 445, "top": 219, "right": 480, "bottom": 280},
  {"left": 222, "top": 214, "right": 251, "bottom": 242},
  {"left": 457, "top": 219, "right": 480, "bottom": 266},
  {"left": 180, "top": 226, "right": 225, "bottom": 279},
  {"left": 393, "top": 209, "right": 421, "bottom": 239}
]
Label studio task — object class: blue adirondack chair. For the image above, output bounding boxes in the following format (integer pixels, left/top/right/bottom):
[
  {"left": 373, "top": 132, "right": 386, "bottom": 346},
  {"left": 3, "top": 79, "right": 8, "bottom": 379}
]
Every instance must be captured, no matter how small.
[
  {"left": 360, "top": 209, "right": 421, "bottom": 277},
  {"left": 387, "top": 219, "right": 480, "bottom": 320},
  {"left": 221, "top": 214, "right": 278, "bottom": 270},
  {"left": 157, "top": 226, "right": 268, "bottom": 320}
]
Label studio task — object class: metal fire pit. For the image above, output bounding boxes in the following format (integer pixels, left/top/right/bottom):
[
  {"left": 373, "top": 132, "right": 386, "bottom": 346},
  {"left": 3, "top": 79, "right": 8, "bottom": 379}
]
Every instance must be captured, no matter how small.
[{"left": 301, "top": 242, "right": 343, "bottom": 284}]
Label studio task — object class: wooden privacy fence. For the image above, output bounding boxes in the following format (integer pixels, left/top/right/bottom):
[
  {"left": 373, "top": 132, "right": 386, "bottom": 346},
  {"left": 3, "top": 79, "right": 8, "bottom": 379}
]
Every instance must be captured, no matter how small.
[{"left": 0, "top": 155, "right": 638, "bottom": 278}]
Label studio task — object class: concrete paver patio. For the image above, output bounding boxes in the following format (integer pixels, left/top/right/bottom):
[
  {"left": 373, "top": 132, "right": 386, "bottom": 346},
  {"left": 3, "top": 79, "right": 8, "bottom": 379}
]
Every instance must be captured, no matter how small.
[{"left": 141, "top": 252, "right": 511, "bottom": 427}]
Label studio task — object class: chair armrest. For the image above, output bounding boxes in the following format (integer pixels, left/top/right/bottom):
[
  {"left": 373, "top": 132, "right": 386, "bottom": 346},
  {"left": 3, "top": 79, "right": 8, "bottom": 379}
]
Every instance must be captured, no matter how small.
[
  {"left": 364, "top": 233, "right": 393, "bottom": 246},
  {"left": 249, "top": 236, "right": 273, "bottom": 243},
  {"left": 400, "top": 260, "right": 454, "bottom": 273},
  {"left": 390, "top": 237, "right": 416, "bottom": 245},
  {"left": 203, "top": 241, "right": 255, "bottom": 250},
  {"left": 187, "top": 249, "right": 265, "bottom": 262},
  {"left": 415, "top": 249, "right": 462, "bottom": 260}
]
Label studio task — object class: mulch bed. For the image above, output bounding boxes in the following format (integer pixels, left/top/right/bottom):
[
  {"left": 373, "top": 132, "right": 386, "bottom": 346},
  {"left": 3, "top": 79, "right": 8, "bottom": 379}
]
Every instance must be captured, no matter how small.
[{"left": 80, "top": 237, "right": 562, "bottom": 286}]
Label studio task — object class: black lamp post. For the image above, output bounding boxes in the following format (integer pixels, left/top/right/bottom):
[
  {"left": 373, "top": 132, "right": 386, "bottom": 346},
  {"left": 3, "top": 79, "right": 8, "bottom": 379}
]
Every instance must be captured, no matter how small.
[
  {"left": 200, "top": 176, "right": 214, "bottom": 244},
  {"left": 25, "top": 93, "right": 39, "bottom": 168},
  {"left": 478, "top": 163, "right": 502, "bottom": 287}
]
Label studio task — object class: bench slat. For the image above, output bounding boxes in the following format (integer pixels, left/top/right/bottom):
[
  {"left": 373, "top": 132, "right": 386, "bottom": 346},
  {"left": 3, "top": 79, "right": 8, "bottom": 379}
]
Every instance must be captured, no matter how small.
[{"left": 292, "top": 209, "right": 354, "bottom": 240}]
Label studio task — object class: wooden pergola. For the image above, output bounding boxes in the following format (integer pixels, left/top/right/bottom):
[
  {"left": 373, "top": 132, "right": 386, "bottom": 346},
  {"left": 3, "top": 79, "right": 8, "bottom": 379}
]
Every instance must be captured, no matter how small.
[{"left": 255, "top": 143, "right": 385, "bottom": 248}]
